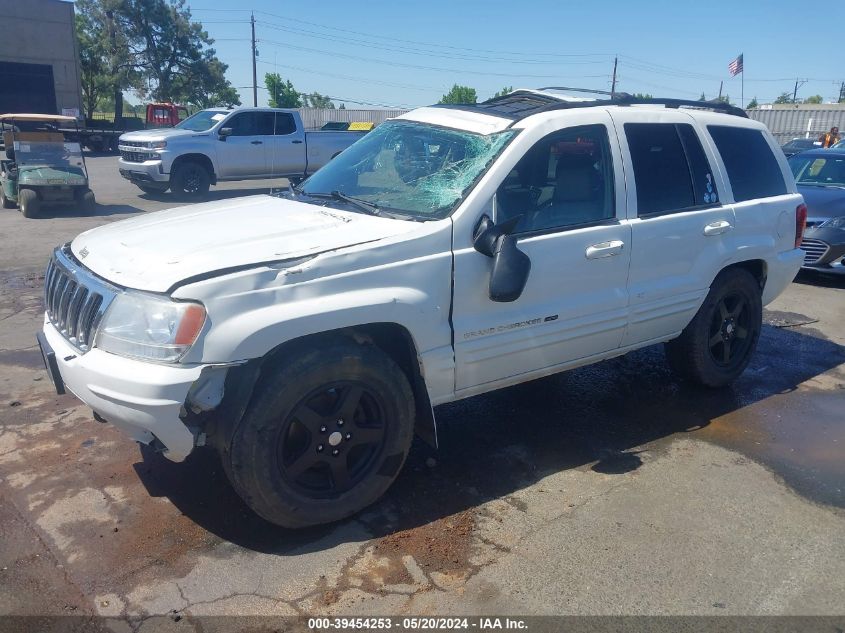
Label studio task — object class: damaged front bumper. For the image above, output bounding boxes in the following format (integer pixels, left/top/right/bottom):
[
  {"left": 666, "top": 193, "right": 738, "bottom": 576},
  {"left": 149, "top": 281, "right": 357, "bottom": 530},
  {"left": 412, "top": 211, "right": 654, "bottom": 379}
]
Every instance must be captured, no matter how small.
[{"left": 41, "top": 316, "right": 213, "bottom": 462}]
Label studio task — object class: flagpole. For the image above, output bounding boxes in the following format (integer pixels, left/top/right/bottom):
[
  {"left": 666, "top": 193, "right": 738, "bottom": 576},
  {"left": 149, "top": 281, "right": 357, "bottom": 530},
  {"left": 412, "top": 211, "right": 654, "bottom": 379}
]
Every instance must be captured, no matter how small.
[{"left": 741, "top": 53, "right": 745, "bottom": 109}]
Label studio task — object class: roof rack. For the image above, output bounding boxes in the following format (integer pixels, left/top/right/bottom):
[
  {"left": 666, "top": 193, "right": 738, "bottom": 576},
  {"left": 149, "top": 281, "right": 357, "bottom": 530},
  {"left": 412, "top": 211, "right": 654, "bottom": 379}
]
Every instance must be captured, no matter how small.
[{"left": 437, "top": 88, "right": 748, "bottom": 123}]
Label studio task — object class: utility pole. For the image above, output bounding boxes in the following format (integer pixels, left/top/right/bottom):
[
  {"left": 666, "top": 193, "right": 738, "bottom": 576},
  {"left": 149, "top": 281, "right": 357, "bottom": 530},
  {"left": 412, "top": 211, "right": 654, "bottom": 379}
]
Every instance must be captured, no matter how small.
[
  {"left": 718, "top": 81, "right": 723, "bottom": 100},
  {"left": 251, "top": 12, "right": 258, "bottom": 107},
  {"left": 839, "top": 81, "right": 845, "bottom": 103},
  {"left": 610, "top": 57, "right": 618, "bottom": 96},
  {"left": 792, "top": 78, "right": 807, "bottom": 104}
]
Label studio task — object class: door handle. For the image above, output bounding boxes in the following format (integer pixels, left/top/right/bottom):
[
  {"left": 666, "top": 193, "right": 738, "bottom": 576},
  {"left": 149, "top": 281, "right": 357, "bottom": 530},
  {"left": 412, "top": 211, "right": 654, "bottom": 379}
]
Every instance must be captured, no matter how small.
[
  {"left": 585, "top": 240, "right": 625, "bottom": 259},
  {"left": 703, "top": 220, "right": 732, "bottom": 236},
  {"left": 291, "top": 139, "right": 303, "bottom": 144},
  {"left": 250, "top": 140, "right": 263, "bottom": 145}
]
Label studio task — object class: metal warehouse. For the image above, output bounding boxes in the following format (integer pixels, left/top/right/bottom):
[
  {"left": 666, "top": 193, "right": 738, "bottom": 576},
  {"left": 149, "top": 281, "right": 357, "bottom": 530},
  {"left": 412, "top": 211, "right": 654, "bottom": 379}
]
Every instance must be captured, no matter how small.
[
  {"left": 0, "top": 0, "right": 82, "bottom": 116},
  {"left": 748, "top": 103, "right": 845, "bottom": 145}
]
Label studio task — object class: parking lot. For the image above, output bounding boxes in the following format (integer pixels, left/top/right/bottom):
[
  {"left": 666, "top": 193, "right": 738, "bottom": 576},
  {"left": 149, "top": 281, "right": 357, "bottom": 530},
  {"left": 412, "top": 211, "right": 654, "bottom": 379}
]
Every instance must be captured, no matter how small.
[{"left": 1, "top": 155, "right": 844, "bottom": 623}]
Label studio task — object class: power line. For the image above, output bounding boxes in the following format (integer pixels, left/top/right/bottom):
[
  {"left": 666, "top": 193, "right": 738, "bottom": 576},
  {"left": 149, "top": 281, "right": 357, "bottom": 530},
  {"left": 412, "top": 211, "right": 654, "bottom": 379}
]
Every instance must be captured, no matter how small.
[
  {"left": 257, "top": 37, "right": 610, "bottom": 80},
  {"left": 255, "top": 59, "right": 442, "bottom": 92},
  {"left": 255, "top": 19, "right": 608, "bottom": 66}
]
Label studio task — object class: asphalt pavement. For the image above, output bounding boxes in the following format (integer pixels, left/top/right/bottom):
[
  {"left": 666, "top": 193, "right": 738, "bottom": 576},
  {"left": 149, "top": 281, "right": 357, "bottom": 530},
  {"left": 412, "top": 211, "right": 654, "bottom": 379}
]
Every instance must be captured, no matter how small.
[{"left": 1, "top": 155, "right": 844, "bottom": 625}]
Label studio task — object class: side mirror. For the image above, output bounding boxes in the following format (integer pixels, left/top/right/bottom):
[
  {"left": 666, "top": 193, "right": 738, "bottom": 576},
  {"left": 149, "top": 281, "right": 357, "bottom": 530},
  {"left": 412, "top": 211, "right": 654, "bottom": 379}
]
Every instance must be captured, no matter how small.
[
  {"left": 472, "top": 214, "right": 531, "bottom": 302},
  {"left": 218, "top": 127, "right": 232, "bottom": 141}
]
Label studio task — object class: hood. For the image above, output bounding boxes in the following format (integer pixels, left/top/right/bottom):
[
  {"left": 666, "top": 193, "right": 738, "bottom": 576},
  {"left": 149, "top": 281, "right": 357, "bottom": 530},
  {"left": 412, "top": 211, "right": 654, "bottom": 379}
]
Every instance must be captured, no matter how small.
[
  {"left": 797, "top": 184, "right": 845, "bottom": 221},
  {"left": 119, "top": 128, "right": 202, "bottom": 142},
  {"left": 71, "top": 195, "right": 420, "bottom": 292}
]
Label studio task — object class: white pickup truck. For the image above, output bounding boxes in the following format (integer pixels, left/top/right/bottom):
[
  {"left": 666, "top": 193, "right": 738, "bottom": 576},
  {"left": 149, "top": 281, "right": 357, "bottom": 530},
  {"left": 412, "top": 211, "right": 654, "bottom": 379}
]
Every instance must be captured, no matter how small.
[
  {"left": 39, "top": 89, "right": 806, "bottom": 528},
  {"left": 117, "top": 107, "right": 366, "bottom": 198}
]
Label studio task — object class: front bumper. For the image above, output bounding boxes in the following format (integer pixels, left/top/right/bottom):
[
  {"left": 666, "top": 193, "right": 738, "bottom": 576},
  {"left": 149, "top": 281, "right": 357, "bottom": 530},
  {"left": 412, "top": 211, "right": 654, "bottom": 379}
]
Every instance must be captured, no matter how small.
[
  {"left": 799, "top": 227, "right": 845, "bottom": 274},
  {"left": 118, "top": 157, "right": 169, "bottom": 184},
  {"left": 41, "top": 316, "right": 203, "bottom": 461}
]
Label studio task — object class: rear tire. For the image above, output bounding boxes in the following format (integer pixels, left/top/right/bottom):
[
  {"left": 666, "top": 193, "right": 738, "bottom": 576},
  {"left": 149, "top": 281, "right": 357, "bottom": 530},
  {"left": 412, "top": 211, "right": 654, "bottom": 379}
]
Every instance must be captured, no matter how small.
[
  {"left": 223, "top": 339, "right": 415, "bottom": 528},
  {"left": 80, "top": 189, "right": 96, "bottom": 212},
  {"left": 170, "top": 161, "right": 211, "bottom": 200},
  {"left": 18, "top": 188, "right": 39, "bottom": 218},
  {"left": 665, "top": 267, "right": 762, "bottom": 388}
]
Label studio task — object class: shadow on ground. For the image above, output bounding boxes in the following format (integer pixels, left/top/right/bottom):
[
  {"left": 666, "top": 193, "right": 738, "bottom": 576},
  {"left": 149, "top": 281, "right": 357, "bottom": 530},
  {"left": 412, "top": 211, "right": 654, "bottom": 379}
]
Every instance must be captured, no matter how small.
[{"left": 134, "top": 317, "right": 845, "bottom": 555}]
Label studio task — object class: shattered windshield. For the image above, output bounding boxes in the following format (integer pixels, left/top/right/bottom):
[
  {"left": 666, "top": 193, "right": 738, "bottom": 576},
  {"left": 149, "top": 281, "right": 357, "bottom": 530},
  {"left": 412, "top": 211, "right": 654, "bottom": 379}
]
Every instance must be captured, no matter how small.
[
  {"left": 14, "top": 140, "right": 86, "bottom": 177},
  {"left": 300, "top": 121, "right": 517, "bottom": 219}
]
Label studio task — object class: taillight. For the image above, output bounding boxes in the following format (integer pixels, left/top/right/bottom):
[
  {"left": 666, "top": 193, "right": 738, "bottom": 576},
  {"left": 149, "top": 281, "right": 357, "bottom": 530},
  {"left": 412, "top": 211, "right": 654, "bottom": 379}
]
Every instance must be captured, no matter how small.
[{"left": 795, "top": 203, "right": 807, "bottom": 248}]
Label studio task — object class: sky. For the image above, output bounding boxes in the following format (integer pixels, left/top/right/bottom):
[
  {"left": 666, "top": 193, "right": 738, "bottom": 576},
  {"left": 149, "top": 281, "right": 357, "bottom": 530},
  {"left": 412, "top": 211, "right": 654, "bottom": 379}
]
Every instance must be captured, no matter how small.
[{"left": 179, "top": 0, "right": 844, "bottom": 109}]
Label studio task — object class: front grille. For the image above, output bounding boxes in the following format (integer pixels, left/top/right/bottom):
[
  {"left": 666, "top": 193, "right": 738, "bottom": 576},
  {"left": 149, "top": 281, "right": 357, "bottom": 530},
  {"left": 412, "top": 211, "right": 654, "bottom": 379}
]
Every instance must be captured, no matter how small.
[
  {"left": 120, "top": 151, "right": 150, "bottom": 163},
  {"left": 120, "top": 140, "right": 145, "bottom": 148},
  {"left": 799, "top": 238, "right": 829, "bottom": 265},
  {"left": 44, "top": 247, "right": 117, "bottom": 352}
]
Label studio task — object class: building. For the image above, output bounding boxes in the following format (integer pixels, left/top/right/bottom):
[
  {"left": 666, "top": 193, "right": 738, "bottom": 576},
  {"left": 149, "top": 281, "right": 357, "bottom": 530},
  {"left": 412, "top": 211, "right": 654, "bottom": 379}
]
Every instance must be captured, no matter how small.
[
  {"left": 747, "top": 103, "right": 845, "bottom": 145},
  {"left": 0, "top": 0, "right": 82, "bottom": 116}
]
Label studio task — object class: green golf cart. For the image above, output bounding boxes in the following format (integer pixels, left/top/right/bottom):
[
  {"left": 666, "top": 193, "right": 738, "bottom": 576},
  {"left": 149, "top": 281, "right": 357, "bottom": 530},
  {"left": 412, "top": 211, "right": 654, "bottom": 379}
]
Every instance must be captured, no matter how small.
[{"left": 0, "top": 114, "right": 95, "bottom": 218}]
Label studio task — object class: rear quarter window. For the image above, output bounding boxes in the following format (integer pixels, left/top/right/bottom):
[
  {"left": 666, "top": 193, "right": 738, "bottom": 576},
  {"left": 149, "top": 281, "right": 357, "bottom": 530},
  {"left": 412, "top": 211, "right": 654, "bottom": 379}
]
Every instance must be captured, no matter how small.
[{"left": 707, "top": 126, "right": 787, "bottom": 202}]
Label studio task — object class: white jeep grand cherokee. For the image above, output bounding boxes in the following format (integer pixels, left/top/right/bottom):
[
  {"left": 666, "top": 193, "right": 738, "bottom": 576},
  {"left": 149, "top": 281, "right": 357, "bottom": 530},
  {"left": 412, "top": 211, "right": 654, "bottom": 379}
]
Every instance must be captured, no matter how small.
[{"left": 38, "top": 89, "right": 806, "bottom": 528}]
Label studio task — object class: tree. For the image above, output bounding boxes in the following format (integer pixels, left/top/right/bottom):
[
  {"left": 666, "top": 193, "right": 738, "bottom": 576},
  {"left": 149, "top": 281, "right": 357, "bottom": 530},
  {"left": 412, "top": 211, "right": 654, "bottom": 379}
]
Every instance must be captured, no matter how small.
[
  {"left": 303, "top": 92, "right": 335, "bottom": 109},
  {"left": 747, "top": 97, "right": 758, "bottom": 110},
  {"left": 76, "top": 13, "right": 110, "bottom": 119},
  {"left": 774, "top": 92, "right": 793, "bottom": 104},
  {"left": 76, "top": 0, "right": 239, "bottom": 112},
  {"left": 439, "top": 84, "right": 477, "bottom": 105},
  {"left": 698, "top": 92, "right": 707, "bottom": 101},
  {"left": 492, "top": 86, "right": 513, "bottom": 99},
  {"left": 803, "top": 95, "right": 823, "bottom": 104},
  {"left": 632, "top": 93, "right": 653, "bottom": 99},
  {"left": 265, "top": 73, "right": 302, "bottom": 108}
]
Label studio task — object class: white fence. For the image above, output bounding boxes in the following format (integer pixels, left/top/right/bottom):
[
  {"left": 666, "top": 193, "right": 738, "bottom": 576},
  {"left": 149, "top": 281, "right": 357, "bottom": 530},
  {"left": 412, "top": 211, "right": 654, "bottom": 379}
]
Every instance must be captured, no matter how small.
[{"left": 296, "top": 108, "right": 409, "bottom": 130}]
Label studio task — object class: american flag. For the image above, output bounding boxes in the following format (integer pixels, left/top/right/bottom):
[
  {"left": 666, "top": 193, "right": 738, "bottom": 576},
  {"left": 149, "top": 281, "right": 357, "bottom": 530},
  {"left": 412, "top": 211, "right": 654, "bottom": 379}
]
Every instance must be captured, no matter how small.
[{"left": 728, "top": 54, "right": 744, "bottom": 77}]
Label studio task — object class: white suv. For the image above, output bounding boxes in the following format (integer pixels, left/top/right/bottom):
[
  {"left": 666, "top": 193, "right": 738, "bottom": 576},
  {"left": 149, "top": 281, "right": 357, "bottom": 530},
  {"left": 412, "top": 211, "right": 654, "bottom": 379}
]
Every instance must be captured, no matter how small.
[{"left": 37, "top": 89, "right": 806, "bottom": 528}]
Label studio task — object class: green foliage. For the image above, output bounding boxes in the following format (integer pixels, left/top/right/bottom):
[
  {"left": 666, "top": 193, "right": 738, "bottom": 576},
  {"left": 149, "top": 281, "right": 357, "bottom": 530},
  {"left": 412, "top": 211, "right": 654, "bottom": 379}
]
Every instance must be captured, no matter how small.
[
  {"left": 746, "top": 97, "right": 758, "bottom": 110},
  {"left": 803, "top": 95, "right": 823, "bottom": 104},
  {"left": 698, "top": 92, "right": 706, "bottom": 101},
  {"left": 303, "top": 92, "right": 335, "bottom": 109},
  {"left": 439, "top": 84, "right": 478, "bottom": 105},
  {"left": 632, "top": 93, "right": 653, "bottom": 99},
  {"left": 774, "top": 92, "right": 793, "bottom": 104},
  {"left": 76, "top": 0, "right": 240, "bottom": 110},
  {"left": 265, "top": 73, "right": 302, "bottom": 108},
  {"left": 492, "top": 86, "right": 513, "bottom": 99}
]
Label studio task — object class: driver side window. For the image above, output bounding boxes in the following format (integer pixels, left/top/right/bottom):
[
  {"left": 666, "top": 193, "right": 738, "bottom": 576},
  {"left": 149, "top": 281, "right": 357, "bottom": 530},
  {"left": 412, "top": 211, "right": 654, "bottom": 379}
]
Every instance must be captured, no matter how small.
[{"left": 496, "top": 125, "right": 615, "bottom": 233}]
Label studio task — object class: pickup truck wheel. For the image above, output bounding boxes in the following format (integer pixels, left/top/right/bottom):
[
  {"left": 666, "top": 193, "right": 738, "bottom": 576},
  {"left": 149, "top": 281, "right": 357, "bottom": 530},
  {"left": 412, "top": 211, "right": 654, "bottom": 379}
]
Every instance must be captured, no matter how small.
[
  {"left": 80, "top": 189, "right": 96, "bottom": 212},
  {"left": 665, "top": 268, "right": 762, "bottom": 388},
  {"left": 171, "top": 161, "right": 211, "bottom": 199},
  {"left": 224, "top": 339, "right": 415, "bottom": 528},
  {"left": 18, "top": 188, "right": 39, "bottom": 218}
]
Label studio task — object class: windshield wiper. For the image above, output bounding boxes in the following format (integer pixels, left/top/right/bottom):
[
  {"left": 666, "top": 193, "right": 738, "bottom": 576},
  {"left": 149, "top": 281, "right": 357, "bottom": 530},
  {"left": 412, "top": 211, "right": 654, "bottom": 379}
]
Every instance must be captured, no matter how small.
[{"left": 302, "top": 190, "right": 381, "bottom": 216}]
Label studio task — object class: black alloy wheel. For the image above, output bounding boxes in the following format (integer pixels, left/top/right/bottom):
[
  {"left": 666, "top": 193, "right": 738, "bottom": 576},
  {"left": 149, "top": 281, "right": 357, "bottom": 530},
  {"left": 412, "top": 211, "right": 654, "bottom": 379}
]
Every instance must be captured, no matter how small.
[
  {"left": 278, "top": 382, "right": 387, "bottom": 497},
  {"left": 707, "top": 291, "right": 753, "bottom": 368}
]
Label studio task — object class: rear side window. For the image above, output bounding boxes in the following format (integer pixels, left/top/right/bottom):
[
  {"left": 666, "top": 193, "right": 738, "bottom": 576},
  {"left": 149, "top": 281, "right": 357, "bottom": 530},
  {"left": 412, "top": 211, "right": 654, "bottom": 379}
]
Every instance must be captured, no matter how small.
[
  {"left": 625, "top": 123, "right": 717, "bottom": 216},
  {"left": 275, "top": 113, "right": 296, "bottom": 135},
  {"left": 708, "top": 126, "right": 787, "bottom": 201}
]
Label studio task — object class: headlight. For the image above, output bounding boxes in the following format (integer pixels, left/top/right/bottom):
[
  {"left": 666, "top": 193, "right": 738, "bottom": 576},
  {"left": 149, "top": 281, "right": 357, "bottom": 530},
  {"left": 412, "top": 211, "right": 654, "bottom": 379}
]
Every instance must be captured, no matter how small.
[
  {"left": 95, "top": 292, "right": 206, "bottom": 362},
  {"left": 819, "top": 216, "right": 845, "bottom": 229},
  {"left": 144, "top": 140, "right": 167, "bottom": 150}
]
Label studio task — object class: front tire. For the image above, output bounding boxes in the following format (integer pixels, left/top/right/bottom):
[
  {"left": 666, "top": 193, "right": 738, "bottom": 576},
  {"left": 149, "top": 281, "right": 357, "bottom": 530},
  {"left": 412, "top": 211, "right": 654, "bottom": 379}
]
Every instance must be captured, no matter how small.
[
  {"left": 665, "top": 267, "right": 762, "bottom": 388},
  {"left": 224, "top": 339, "right": 415, "bottom": 528},
  {"left": 0, "top": 186, "right": 14, "bottom": 209},
  {"left": 18, "top": 188, "right": 39, "bottom": 218},
  {"left": 170, "top": 161, "right": 211, "bottom": 200}
]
